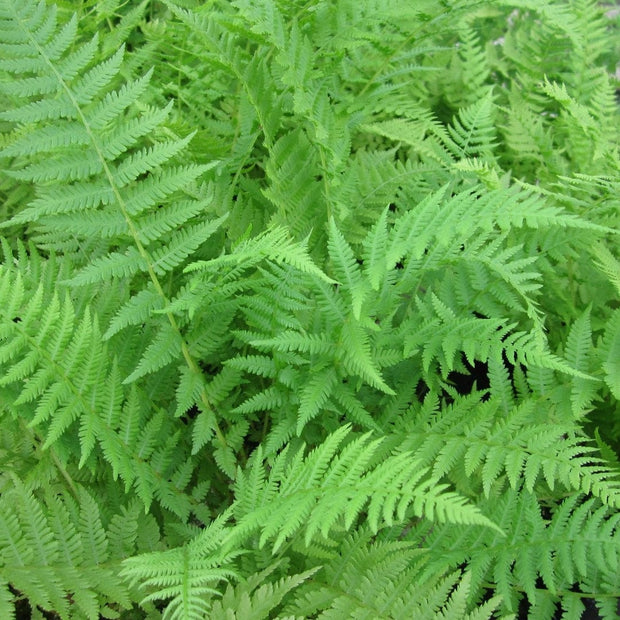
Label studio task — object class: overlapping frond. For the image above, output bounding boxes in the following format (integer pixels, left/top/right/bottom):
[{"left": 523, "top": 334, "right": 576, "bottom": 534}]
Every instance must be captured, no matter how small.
[
  {"left": 0, "top": 478, "right": 132, "bottom": 620},
  {"left": 0, "top": 249, "right": 204, "bottom": 518},
  {"left": 397, "top": 394, "right": 620, "bottom": 507},
  {"left": 415, "top": 489, "right": 620, "bottom": 618},
  {"left": 1, "top": 0, "right": 618, "bottom": 617},
  {"left": 278, "top": 529, "right": 504, "bottom": 619},
  {"left": 121, "top": 513, "right": 239, "bottom": 620},
  {"left": 229, "top": 425, "right": 500, "bottom": 554}
]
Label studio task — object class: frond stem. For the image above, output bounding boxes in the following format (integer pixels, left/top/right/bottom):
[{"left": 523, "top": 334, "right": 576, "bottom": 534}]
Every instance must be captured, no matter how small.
[{"left": 25, "top": 422, "right": 80, "bottom": 500}]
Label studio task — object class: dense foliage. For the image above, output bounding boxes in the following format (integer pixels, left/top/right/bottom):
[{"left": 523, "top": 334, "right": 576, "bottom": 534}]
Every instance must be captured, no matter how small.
[{"left": 1, "top": 0, "right": 619, "bottom": 618}]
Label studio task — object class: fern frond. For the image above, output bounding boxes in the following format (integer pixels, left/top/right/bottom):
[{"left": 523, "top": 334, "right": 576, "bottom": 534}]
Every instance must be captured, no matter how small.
[
  {"left": 398, "top": 395, "right": 620, "bottom": 508},
  {"left": 600, "top": 309, "right": 620, "bottom": 400},
  {"left": 542, "top": 78, "right": 597, "bottom": 133},
  {"left": 0, "top": 0, "right": 232, "bottom": 428},
  {"left": 121, "top": 512, "right": 239, "bottom": 620},
  {"left": 296, "top": 367, "right": 338, "bottom": 434},
  {"left": 455, "top": 25, "right": 491, "bottom": 105},
  {"left": 328, "top": 217, "right": 367, "bottom": 319},
  {"left": 445, "top": 90, "right": 497, "bottom": 161},
  {"left": 229, "top": 426, "right": 500, "bottom": 554},
  {"left": 185, "top": 225, "right": 332, "bottom": 283},
  {"left": 0, "top": 254, "right": 204, "bottom": 517},
  {"left": 415, "top": 488, "right": 620, "bottom": 616},
  {"left": 0, "top": 477, "right": 131, "bottom": 619},
  {"left": 262, "top": 129, "right": 326, "bottom": 237},
  {"left": 590, "top": 241, "right": 620, "bottom": 295},
  {"left": 210, "top": 563, "right": 319, "bottom": 620},
  {"left": 564, "top": 307, "right": 599, "bottom": 416},
  {"left": 284, "top": 530, "right": 503, "bottom": 619},
  {"left": 339, "top": 319, "right": 395, "bottom": 395},
  {"left": 362, "top": 206, "right": 390, "bottom": 290}
]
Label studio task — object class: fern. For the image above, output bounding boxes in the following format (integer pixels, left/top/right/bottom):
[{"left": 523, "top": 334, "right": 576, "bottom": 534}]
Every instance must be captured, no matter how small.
[
  {"left": 413, "top": 489, "right": 620, "bottom": 618},
  {"left": 1, "top": 0, "right": 619, "bottom": 617},
  {"left": 209, "top": 563, "right": 319, "bottom": 620},
  {"left": 0, "top": 476, "right": 137, "bottom": 619},
  {"left": 0, "top": 244, "right": 213, "bottom": 522},
  {"left": 284, "top": 534, "right": 504, "bottom": 619},
  {"left": 121, "top": 512, "right": 239, "bottom": 620},
  {"left": 230, "top": 425, "right": 501, "bottom": 552}
]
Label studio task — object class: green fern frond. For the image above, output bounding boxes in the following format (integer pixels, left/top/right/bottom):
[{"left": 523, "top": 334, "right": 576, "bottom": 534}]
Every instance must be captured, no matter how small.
[
  {"left": 0, "top": 253, "right": 205, "bottom": 517},
  {"left": 541, "top": 78, "right": 597, "bottom": 133},
  {"left": 229, "top": 426, "right": 500, "bottom": 554},
  {"left": 249, "top": 331, "right": 334, "bottom": 356},
  {"left": 296, "top": 367, "right": 338, "bottom": 434},
  {"left": 210, "top": 563, "right": 319, "bottom": 620},
  {"left": 398, "top": 395, "right": 620, "bottom": 508},
  {"left": 185, "top": 225, "right": 332, "bottom": 283},
  {"left": 600, "top": 309, "right": 620, "bottom": 400},
  {"left": 284, "top": 530, "right": 503, "bottom": 619},
  {"left": 564, "top": 307, "right": 599, "bottom": 416},
  {"left": 0, "top": 0, "right": 234, "bottom": 450},
  {"left": 339, "top": 319, "right": 395, "bottom": 395},
  {"left": 455, "top": 25, "right": 491, "bottom": 105},
  {"left": 0, "top": 477, "right": 131, "bottom": 619},
  {"left": 590, "top": 241, "right": 620, "bottom": 295},
  {"left": 415, "top": 488, "right": 619, "bottom": 616},
  {"left": 225, "top": 355, "right": 278, "bottom": 379},
  {"left": 121, "top": 512, "right": 239, "bottom": 620},
  {"left": 263, "top": 129, "right": 326, "bottom": 237},
  {"left": 445, "top": 90, "right": 497, "bottom": 161},
  {"left": 328, "top": 217, "right": 367, "bottom": 319},
  {"left": 362, "top": 206, "right": 390, "bottom": 290}
]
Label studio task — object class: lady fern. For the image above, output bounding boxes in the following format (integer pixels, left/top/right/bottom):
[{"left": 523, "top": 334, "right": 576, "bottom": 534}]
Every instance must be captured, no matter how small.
[{"left": 1, "top": 0, "right": 619, "bottom": 618}]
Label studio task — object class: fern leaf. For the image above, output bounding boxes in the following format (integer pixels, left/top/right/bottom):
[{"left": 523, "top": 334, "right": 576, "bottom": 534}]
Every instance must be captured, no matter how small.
[
  {"left": 62, "top": 247, "right": 147, "bottom": 286},
  {"left": 418, "top": 489, "right": 619, "bottom": 616},
  {"left": 0, "top": 253, "right": 202, "bottom": 517},
  {"left": 0, "top": 477, "right": 131, "bottom": 619},
  {"left": 121, "top": 512, "right": 239, "bottom": 620},
  {"left": 1, "top": 1, "right": 618, "bottom": 617},
  {"left": 284, "top": 532, "right": 502, "bottom": 619},
  {"left": 250, "top": 331, "right": 334, "bottom": 356},
  {"left": 339, "top": 320, "right": 395, "bottom": 395},
  {"left": 446, "top": 89, "right": 497, "bottom": 160},
  {"left": 402, "top": 396, "right": 620, "bottom": 508},
  {"left": 362, "top": 206, "right": 390, "bottom": 290},
  {"left": 297, "top": 367, "right": 338, "bottom": 434},
  {"left": 233, "top": 386, "right": 285, "bottom": 415},
  {"left": 210, "top": 564, "right": 319, "bottom": 620},
  {"left": 565, "top": 307, "right": 598, "bottom": 416},
  {"left": 456, "top": 25, "right": 491, "bottom": 104},
  {"left": 149, "top": 217, "right": 226, "bottom": 276},
  {"left": 387, "top": 184, "right": 450, "bottom": 265},
  {"left": 600, "top": 309, "right": 620, "bottom": 399},
  {"left": 229, "top": 427, "right": 500, "bottom": 554},
  {"left": 185, "top": 226, "right": 333, "bottom": 282},
  {"left": 541, "top": 78, "right": 597, "bottom": 133},
  {"left": 225, "top": 355, "right": 278, "bottom": 379},
  {"left": 327, "top": 217, "right": 367, "bottom": 320},
  {"left": 263, "top": 129, "right": 324, "bottom": 237},
  {"left": 103, "top": 287, "right": 163, "bottom": 340},
  {"left": 590, "top": 241, "right": 620, "bottom": 295}
]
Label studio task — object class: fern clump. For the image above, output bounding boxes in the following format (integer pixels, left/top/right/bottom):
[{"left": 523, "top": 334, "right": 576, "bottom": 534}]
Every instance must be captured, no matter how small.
[{"left": 1, "top": 0, "right": 618, "bottom": 618}]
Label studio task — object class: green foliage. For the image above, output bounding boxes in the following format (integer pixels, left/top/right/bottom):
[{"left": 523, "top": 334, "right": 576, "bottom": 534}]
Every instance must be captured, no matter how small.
[{"left": 0, "top": 0, "right": 618, "bottom": 617}]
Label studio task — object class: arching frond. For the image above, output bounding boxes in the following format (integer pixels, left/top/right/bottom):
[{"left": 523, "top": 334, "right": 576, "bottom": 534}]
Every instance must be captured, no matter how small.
[{"left": 1, "top": 0, "right": 618, "bottom": 617}]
